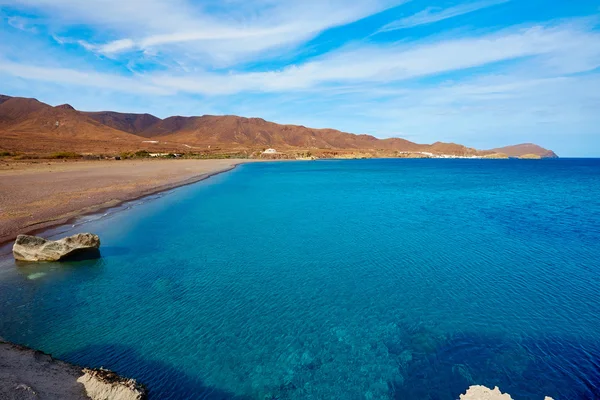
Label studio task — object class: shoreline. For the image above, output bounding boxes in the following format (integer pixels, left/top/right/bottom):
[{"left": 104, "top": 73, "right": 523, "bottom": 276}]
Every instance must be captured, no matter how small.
[
  {"left": 0, "top": 159, "right": 253, "bottom": 247},
  {"left": 0, "top": 338, "right": 146, "bottom": 399},
  {"left": 0, "top": 157, "right": 560, "bottom": 250}
]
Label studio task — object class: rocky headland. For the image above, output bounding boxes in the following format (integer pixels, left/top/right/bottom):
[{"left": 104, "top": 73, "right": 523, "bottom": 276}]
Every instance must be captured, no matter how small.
[{"left": 0, "top": 339, "right": 146, "bottom": 400}]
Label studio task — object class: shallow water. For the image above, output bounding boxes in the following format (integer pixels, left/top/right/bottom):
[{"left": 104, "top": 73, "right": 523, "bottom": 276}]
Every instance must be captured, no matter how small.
[{"left": 1, "top": 159, "right": 599, "bottom": 399}]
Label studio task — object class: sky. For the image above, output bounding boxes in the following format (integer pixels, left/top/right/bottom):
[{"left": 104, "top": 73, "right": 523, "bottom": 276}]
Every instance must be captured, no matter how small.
[{"left": 0, "top": 1, "right": 599, "bottom": 156}]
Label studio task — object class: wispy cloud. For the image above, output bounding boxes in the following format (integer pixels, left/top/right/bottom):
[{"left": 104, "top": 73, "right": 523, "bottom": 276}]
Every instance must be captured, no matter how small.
[
  {"left": 0, "top": 59, "right": 169, "bottom": 95},
  {"left": 378, "top": 0, "right": 509, "bottom": 32},
  {"left": 6, "top": 16, "right": 38, "bottom": 33},
  {"left": 3, "top": 0, "right": 402, "bottom": 66},
  {"left": 2, "top": 20, "right": 598, "bottom": 97},
  {"left": 146, "top": 22, "right": 600, "bottom": 95}
]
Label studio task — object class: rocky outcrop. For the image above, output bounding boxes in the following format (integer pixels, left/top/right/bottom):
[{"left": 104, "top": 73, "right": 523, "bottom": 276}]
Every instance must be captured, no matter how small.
[
  {"left": 460, "top": 385, "right": 553, "bottom": 400},
  {"left": 0, "top": 340, "right": 146, "bottom": 400},
  {"left": 77, "top": 368, "right": 146, "bottom": 400},
  {"left": 13, "top": 233, "right": 100, "bottom": 262}
]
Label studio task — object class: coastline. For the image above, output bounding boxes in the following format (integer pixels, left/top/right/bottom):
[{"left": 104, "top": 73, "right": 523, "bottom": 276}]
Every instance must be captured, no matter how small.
[
  {"left": 0, "top": 338, "right": 146, "bottom": 399},
  {"left": 0, "top": 159, "right": 258, "bottom": 247},
  {"left": 0, "top": 158, "right": 249, "bottom": 399},
  {"left": 0, "top": 157, "right": 557, "bottom": 250}
]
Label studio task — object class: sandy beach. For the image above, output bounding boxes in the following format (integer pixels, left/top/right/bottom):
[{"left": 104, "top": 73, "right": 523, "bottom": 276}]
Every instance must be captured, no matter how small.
[{"left": 0, "top": 159, "right": 251, "bottom": 245}]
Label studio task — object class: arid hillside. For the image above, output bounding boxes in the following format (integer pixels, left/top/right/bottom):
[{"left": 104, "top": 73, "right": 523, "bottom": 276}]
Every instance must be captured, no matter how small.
[
  {"left": 491, "top": 143, "right": 559, "bottom": 158},
  {"left": 0, "top": 94, "right": 558, "bottom": 158},
  {"left": 0, "top": 97, "right": 189, "bottom": 154},
  {"left": 82, "top": 111, "right": 161, "bottom": 135}
]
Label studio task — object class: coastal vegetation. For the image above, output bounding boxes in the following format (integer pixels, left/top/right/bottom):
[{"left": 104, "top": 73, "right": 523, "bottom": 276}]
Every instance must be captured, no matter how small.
[
  {"left": 119, "top": 150, "right": 151, "bottom": 159},
  {"left": 0, "top": 147, "right": 556, "bottom": 162},
  {"left": 49, "top": 151, "right": 83, "bottom": 159},
  {"left": 183, "top": 151, "right": 250, "bottom": 159},
  {"left": 483, "top": 153, "right": 510, "bottom": 159},
  {"left": 518, "top": 153, "right": 543, "bottom": 159}
]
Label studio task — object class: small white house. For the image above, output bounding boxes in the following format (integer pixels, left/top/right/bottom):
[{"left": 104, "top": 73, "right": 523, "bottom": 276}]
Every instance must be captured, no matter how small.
[{"left": 263, "top": 148, "right": 277, "bottom": 154}]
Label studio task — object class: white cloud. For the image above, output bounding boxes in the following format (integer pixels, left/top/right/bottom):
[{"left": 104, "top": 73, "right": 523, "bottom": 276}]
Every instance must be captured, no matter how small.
[
  {"left": 7, "top": 16, "right": 38, "bottom": 32},
  {"left": 143, "top": 21, "right": 600, "bottom": 95},
  {"left": 1, "top": 0, "right": 402, "bottom": 66},
  {"left": 378, "top": 0, "right": 509, "bottom": 32},
  {"left": 357, "top": 73, "right": 600, "bottom": 151},
  {"left": 0, "top": 0, "right": 197, "bottom": 32},
  {"left": 2, "top": 20, "right": 598, "bottom": 98},
  {"left": 0, "top": 59, "right": 169, "bottom": 95}
]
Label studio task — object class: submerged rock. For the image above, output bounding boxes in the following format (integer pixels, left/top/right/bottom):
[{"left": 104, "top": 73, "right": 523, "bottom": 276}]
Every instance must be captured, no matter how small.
[
  {"left": 460, "top": 385, "right": 554, "bottom": 400},
  {"left": 78, "top": 368, "right": 146, "bottom": 400},
  {"left": 13, "top": 233, "right": 101, "bottom": 262}
]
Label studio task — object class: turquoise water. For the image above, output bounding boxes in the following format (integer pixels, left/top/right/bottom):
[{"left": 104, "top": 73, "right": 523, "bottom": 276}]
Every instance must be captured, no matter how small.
[{"left": 1, "top": 159, "right": 600, "bottom": 399}]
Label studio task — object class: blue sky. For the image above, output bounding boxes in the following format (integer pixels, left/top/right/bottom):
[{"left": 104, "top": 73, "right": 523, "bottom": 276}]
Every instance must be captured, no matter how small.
[{"left": 0, "top": 1, "right": 599, "bottom": 156}]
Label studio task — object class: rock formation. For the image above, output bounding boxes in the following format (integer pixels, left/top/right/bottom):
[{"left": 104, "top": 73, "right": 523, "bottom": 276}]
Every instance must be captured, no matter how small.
[
  {"left": 460, "top": 385, "right": 554, "bottom": 400},
  {"left": 13, "top": 233, "right": 100, "bottom": 262},
  {"left": 0, "top": 339, "right": 146, "bottom": 400},
  {"left": 78, "top": 368, "right": 146, "bottom": 400}
]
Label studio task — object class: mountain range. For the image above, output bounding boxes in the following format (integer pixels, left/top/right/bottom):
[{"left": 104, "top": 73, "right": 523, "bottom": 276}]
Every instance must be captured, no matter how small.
[{"left": 0, "top": 94, "right": 558, "bottom": 158}]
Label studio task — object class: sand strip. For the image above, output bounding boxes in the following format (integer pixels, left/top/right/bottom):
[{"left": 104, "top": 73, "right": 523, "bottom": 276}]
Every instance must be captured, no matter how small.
[{"left": 0, "top": 159, "right": 255, "bottom": 245}]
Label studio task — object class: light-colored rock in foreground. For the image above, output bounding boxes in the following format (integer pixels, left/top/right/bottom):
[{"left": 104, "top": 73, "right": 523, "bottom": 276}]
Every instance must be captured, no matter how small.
[
  {"left": 12, "top": 233, "right": 100, "bottom": 262},
  {"left": 77, "top": 368, "right": 146, "bottom": 400},
  {"left": 460, "top": 385, "right": 554, "bottom": 400},
  {"left": 0, "top": 340, "right": 145, "bottom": 400}
]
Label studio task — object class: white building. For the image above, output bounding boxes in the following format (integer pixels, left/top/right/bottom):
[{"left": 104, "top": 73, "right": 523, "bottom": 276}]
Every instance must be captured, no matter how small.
[{"left": 263, "top": 148, "right": 277, "bottom": 154}]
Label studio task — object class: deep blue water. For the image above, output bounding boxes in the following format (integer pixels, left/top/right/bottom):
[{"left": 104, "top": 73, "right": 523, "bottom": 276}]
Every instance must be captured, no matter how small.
[{"left": 1, "top": 159, "right": 600, "bottom": 399}]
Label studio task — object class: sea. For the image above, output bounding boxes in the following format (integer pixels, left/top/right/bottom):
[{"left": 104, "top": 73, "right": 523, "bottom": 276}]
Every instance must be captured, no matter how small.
[{"left": 1, "top": 158, "right": 599, "bottom": 399}]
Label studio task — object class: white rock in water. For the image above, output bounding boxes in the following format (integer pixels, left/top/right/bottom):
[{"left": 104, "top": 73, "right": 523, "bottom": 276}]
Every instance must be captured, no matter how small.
[
  {"left": 460, "top": 385, "right": 554, "bottom": 400},
  {"left": 13, "top": 233, "right": 100, "bottom": 262},
  {"left": 77, "top": 368, "right": 146, "bottom": 400}
]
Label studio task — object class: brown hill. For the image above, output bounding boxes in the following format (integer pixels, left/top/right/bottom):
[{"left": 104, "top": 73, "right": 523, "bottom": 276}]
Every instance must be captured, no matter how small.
[
  {"left": 0, "top": 94, "right": 557, "bottom": 158},
  {"left": 83, "top": 111, "right": 161, "bottom": 135},
  {"left": 143, "top": 115, "right": 479, "bottom": 155},
  {"left": 490, "top": 143, "right": 558, "bottom": 158},
  {"left": 0, "top": 97, "right": 48, "bottom": 126},
  {"left": 0, "top": 96, "right": 174, "bottom": 154},
  {"left": 0, "top": 94, "right": 12, "bottom": 106}
]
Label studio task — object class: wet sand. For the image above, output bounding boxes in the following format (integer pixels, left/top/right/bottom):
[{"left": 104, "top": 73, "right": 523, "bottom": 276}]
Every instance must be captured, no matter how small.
[{"left": 0, "top": 159, "right": 252, "bottom": 245}]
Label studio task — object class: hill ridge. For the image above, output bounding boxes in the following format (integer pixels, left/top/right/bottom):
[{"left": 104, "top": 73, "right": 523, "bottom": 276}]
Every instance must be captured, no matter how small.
[{"left": 0, "top": 94, "right": 558, "bottom": 158}]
